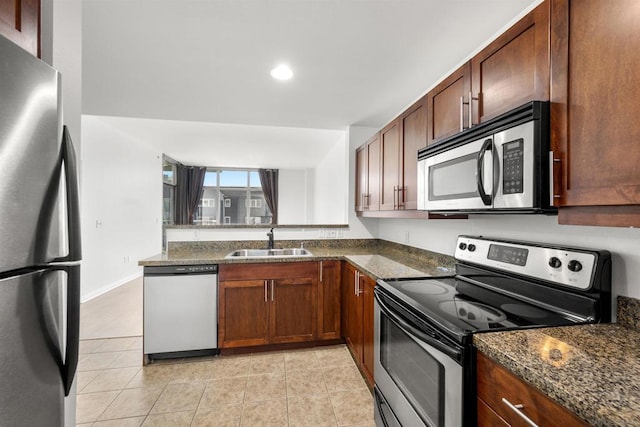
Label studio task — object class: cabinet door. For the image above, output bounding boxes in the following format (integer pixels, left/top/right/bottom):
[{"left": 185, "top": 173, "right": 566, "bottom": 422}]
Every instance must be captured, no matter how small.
[
  {"left": 270, "top": 276, "right": 317, "bottom": 344},
  {"left": 426, "top": 62, "right": 471, "bottom": 145},
  {"left": 477, "top": 398, "right": 509, "bottom": 427},
  {"left": 343, "top": 264, "right": 363, "bottom": 363},
  {"left": 355, "top": 145, "right": 367, "bottom": 212},
  {"left": 471, "top": 1, "right": 550, "bottom": 124},
  {"left": 380, "top": 120, "right": 401, "bottom": 211},
  {"left": 477, "top": 352, "right": 588, "bottom": 427},
  {"left": 218, "top": 280, "right": 269, "bottom": 348},
  {"left": 366, "top": 134, "right": 381, "bottom": 211},
  {"left": 361, "top": 274, "right": 375, "bottom": 387},
  {"left": 400, "top": 96, "right": 427, "bottom": 210},
  {"left": 318, "top": 260, "right": 341, "bottom": 340},
  {"left": 551, "top": 0, "right": 640, "bottom": 227},
  {"left": 0, "top": 0, "right": 39, "bottom": 57}
]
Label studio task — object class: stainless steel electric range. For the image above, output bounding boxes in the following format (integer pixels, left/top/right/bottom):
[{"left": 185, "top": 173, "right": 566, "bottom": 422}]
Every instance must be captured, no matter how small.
[{"left": 373, "top": 235, "right": 611, "bottom": 427}]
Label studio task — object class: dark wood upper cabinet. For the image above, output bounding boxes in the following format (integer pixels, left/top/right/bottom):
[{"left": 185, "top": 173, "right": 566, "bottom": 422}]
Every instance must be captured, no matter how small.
[
  {"left": 355, "top": 133, "right": 381, "bottom": 213},
  {"left": 426, "top": 62, "right": 471, "bottom": 146},
  {"left": 0, "top": 0, "right": 40, "bottom": 57},
  {"left": 380, "top": 119, "right": 401, "bottom": 211},
  {"left": 471, "top": 1, "right": 550, "bottom": 124},
  {"left": 366, "top": 133, "right": 381, "bottom": 211},
  {"left": 550, "top": 0, "right": 640, "bottom": 227},
  {"left": 355, "top": 145, "right": 367, "bottom": 213},
  {"left": 400, "top": 96, "right": 427, "bottom": 210}
]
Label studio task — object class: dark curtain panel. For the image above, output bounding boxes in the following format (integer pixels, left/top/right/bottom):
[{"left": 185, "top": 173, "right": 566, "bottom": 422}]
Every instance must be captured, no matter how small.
[
  {"left": 259, "top": 169, "right": 278, "bottom": 224},
  {"left": 175, "top": 165, "right": 207, "bottom": 225}
]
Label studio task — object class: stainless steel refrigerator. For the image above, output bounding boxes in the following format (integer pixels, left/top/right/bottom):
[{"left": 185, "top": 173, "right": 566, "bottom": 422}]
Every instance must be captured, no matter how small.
[{"left": 0, "top": 34, "right": 81, "bottom": 426}]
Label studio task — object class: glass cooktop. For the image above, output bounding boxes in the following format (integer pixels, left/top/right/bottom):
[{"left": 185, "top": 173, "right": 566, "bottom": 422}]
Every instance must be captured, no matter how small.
[{"left": 376, "top": 276, "right": 578, "bottom": 340}]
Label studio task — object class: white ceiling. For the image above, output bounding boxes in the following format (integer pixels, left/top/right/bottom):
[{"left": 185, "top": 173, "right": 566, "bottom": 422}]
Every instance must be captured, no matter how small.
[{"left": 82, "top": 0, "right": 539, "bottom": 131}]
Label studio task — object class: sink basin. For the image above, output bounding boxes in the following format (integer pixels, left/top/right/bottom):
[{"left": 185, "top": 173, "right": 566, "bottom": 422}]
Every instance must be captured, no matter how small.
[{"left": 225, "top": 248, "right": 313, "bottom": 258}]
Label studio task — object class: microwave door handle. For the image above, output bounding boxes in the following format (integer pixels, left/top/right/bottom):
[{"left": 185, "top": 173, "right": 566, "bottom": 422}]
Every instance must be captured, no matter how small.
[{"left": 477, "top": 138, "right": 493, "bottom": 206}]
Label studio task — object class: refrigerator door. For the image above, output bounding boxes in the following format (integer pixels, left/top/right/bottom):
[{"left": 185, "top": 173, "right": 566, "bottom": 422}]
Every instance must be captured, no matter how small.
[
  {"left": 0, "top": 265, "right": 80, "bottom": 425},
  {"left": 0, "top": 34, "right": 67, "bottom": 273}
]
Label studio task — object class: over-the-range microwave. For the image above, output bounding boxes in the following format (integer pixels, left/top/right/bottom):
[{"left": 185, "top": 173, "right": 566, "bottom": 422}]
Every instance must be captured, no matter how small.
[{"left": 417, "top": 101, "right": 557, "bottom": 214}]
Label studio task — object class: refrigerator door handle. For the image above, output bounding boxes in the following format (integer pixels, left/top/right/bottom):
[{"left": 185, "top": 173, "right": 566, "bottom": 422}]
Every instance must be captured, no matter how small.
[
  {"left": 61, "top": 264, "right": 80, "bottom": 396},
  {"left": 55, "top": 126, "right": 82, "bottom": 262}
]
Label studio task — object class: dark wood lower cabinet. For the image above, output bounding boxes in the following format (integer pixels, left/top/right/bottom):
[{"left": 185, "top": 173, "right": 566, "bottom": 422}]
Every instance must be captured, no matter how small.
[
  {"left": 218, "top": 262, "right": 318, "bottom": 349},
  {"left": 318, "top": 260, "right": 341, "bottom": 340},
  {"left": 218, "top": 279, "right": 270, "bottom": 347},
  {"left": 342, "top": 261, "right": 374, "bottom": 388},
  {"left": 477, "top": 352, "right": 588, "bottom": 426},
  {"left": 270, "top": 277, "right": 316, "bottom": 344}
]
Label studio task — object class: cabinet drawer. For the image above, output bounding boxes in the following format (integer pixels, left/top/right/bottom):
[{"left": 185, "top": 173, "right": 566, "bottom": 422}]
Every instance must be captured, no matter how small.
[
  {"left": 219, "top": 261, "right": 317, "bottom": 280},
  {"left": 476, "top": 352, "right": 588, "bottom": 427}
]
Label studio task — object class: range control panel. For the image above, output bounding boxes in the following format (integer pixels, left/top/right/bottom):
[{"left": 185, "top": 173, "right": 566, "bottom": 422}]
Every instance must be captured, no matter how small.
[{"left": 454, "top": 236, "right": 602, "bottom": 291}]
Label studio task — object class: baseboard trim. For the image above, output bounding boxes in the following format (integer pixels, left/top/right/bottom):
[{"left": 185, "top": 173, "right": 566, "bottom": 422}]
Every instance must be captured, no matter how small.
[{"left": 81, "top": 271, "right": 143, "bottom": 303}]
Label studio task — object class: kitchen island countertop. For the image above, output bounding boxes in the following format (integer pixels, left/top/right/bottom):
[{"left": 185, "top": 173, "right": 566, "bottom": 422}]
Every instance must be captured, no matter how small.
[{"left": 474, "top": 296, "right": 640, "bottom": 427}]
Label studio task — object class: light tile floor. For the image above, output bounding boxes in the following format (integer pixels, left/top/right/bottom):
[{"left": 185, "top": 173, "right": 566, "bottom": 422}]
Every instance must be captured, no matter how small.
[{"left": 76, "top": 338, "right": 374, "bottom": 426}]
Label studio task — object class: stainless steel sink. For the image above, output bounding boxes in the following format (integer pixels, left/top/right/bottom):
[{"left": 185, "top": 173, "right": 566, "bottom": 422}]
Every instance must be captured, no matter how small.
[{"left": 225, "top": 248, "right": 313, "bottom": 258}]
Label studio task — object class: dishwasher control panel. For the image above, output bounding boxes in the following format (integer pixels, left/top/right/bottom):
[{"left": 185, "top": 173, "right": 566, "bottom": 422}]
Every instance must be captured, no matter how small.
[{"left": 144, "top": 264, "right": 218, "bottom": 275}]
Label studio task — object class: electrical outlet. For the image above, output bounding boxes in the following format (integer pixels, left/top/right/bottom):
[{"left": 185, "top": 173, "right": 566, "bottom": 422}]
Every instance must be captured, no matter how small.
[{"left": 327, "top": 230, "right": 337, "bottom": 238}]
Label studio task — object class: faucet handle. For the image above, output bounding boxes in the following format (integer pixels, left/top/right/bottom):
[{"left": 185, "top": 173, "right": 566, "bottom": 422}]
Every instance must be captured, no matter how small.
[{"left": 300, "top": 241, "right": 305, "bottom": 249}]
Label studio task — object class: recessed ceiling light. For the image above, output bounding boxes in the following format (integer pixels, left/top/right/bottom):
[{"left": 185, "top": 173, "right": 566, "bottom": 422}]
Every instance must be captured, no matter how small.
[{"left": 270, "top": 64, "right": 293, "bottom": 81}]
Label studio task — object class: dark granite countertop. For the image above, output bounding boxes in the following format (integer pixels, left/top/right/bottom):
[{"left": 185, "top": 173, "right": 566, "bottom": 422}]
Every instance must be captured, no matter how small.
[
  {"left": 473, "top": 296, "right": 640, "bottom": 427},
  {"left": 139, "top": 239, "right": 455, "bottom": 280}
]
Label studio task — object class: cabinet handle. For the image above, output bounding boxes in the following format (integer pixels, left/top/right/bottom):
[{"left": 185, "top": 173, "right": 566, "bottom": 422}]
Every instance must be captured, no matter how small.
[
  {"left": 468, "top": 91, "right": 479, "bottom": 128},
  {"left": 271, "top": 280, "right": 274, "bottom": 302},
  {"left": 549, "top": 151, "right": 562, "bottom": 204},
  {"left": 501, "top": 398, "right": 539, "bottom": 427},
  {"left": 264, "top": 280, "right": 268, "bottom": 302},
  {"left": 460, "top": 95, "right": 465, "bottom": 132},
  {"left": 398, "top": 186, "right": 405, "bottom": 209},
  {"left": 319, "top": 261, "right": 323, "bottom": 283},
  {"left": 354, "top": 270, "right": 359, "bottom": 296},
  {"left": 393, "top": 186, "right": 398, "bottom": 209}
]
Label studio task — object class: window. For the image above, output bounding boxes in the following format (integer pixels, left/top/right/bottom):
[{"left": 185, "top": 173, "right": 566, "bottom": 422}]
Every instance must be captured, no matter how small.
[
  {"left": 193, "top": 168, "right": 272, "bottom": 225},
  {"left": 162, "top": 158, "right": 176, "bottom": 225}
]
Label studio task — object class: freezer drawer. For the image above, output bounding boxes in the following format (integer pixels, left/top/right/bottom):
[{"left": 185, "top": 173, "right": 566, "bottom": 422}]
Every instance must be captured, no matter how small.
[{"left": 143, "top": 265, "right": 217, "bottom": 355}]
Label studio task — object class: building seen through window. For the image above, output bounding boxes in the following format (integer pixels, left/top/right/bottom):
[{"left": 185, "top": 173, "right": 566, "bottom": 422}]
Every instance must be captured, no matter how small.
[{"left": 197, "top": 169, "right": 271, "bottom": 225}]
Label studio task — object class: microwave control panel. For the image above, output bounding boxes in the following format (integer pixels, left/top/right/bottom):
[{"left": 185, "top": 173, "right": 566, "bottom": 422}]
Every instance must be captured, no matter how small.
[{"left": 502, "top": 138, "right": 524, "bottom": 194}]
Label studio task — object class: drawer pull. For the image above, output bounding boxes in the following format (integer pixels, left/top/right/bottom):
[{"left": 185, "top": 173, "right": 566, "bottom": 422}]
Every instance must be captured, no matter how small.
[{"left": 502, "top": 398, "right": 539, "bottom": 427}]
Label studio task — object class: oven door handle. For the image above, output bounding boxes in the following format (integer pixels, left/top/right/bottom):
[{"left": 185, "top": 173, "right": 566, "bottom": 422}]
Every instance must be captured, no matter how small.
[
  {"left": 375, "top": 293, "right": 463, "bottom": 362},
  {"left": 477, "top": 138, "right": 493, "bottom": 206}
]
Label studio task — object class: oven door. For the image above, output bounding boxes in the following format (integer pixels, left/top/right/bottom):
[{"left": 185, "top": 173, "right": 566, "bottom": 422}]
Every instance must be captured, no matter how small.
[
  {"left": 423, "top": 136, "right": 494, "bottom": 211},
  {"left": 374, "top": 292, "right": 463, "bottom": 427}
]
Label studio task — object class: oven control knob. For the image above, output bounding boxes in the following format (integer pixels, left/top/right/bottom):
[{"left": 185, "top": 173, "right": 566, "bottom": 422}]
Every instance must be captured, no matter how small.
[
  {"left": 548, "top": 257, "right": 562, "bottom": 269},
  {"left": 458, "top": 243, "right": 467, "bottom": 250},
  {"left": 467, "top": 244, "right": 476, "bottom": 252},
  {"left": 568, "top": 260, "right": 583, "bottom": 272}
]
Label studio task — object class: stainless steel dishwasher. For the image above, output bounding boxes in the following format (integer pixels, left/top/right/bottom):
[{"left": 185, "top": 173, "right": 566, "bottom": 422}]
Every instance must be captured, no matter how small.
[{"left": 143, "top": 264, "right": 218, "bottom": 359}]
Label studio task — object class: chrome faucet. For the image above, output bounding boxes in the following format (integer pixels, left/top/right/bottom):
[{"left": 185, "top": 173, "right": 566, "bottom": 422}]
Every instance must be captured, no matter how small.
[{"left": 267, "top": 228, "right": 274, "bottom": 250}]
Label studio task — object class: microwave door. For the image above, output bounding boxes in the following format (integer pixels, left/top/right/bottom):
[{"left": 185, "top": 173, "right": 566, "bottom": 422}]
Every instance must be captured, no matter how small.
[{"left": 425, "top": 137, "right": 494, "bottom": 211}]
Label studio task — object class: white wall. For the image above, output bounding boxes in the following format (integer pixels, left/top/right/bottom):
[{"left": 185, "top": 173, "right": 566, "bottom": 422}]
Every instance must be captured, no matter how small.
[
  {"left": 166, "top": 125, "right": 378, "bottom": 244},
  {"left": 314, "top": 134, "right": 349, "bottom": 224},
  {"left": 278, "top": 169, "right": 308, "bottom": 224},
  {"left": 81, "top": 116, "right": 163, "bottom": 301}
]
